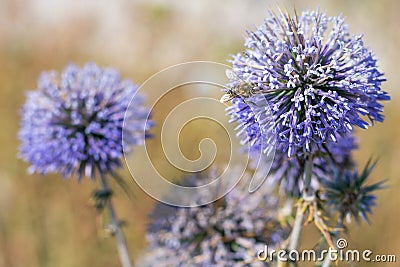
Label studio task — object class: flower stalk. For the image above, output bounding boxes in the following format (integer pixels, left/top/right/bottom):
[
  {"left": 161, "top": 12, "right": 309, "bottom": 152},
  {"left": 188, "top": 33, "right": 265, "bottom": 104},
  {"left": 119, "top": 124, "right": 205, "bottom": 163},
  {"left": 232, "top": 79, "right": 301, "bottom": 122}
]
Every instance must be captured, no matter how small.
[{"left": 99, "top": 173, "right": 132, "bottom": 267}]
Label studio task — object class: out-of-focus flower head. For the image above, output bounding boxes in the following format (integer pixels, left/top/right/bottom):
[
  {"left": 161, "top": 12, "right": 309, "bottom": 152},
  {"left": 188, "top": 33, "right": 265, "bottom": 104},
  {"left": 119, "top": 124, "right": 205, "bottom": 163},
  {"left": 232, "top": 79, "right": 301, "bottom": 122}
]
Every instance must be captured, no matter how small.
[
  {"left": 19, "top": 62, "right": 153, "bottom": 180},
  {"left": 227, "top": 9, "right": 389, "bottom": 158},
  {"left": 139, "top": 172, "right": 289, "bottom": 267},
  {"left": 320, "top": 160, "right": 385, "bottom": 223}
]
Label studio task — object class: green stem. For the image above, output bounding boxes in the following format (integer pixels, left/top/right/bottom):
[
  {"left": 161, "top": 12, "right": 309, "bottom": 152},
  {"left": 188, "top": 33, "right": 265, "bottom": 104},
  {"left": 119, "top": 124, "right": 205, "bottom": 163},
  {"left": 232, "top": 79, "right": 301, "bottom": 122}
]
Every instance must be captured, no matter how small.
[{"left": 99, "top": 173, "right": 133, "bottom": 267}]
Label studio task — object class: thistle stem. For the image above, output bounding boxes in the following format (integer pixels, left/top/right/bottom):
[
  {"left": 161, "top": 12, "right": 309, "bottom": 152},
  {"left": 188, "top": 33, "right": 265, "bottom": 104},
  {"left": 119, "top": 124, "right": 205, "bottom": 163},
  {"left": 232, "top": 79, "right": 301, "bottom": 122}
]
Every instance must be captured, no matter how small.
[
  {"left": 288, "top": 154, "right": 313, "bottom": 260},
  {"left": 99, "top": 173, "right": 133, "bottom": 267},
  {"left": 321, "top": 219, "right": 343, "bottom": 267},
  {"left": 321, "top": 254, "right": 331, "bottom": 267},
  {"left": 288, "top": 204, "right": 304, "bottom": 251},
  {"left": 303, "top": 154, "right": 314, "bottom": 199}
]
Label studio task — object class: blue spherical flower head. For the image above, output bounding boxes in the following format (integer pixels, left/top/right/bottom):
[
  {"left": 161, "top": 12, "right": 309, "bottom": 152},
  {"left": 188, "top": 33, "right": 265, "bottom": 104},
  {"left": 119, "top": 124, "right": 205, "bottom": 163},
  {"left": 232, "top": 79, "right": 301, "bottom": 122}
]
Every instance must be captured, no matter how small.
[
  {"left": 227, "top": 9, "right": 389, "bottom": 157},
  {"left": 19, "top": 63, "right": 153, "bottom": 180},
  {"left": 320, "top": 160, "right": 385, "bottom": 223}
]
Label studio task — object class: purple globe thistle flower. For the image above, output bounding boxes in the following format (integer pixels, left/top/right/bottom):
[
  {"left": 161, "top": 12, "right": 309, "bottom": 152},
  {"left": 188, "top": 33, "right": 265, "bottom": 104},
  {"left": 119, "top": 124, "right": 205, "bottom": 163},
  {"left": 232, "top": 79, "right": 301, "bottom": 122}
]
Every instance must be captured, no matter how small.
[
  {"left": 227, "top": 9, "right": 389, "bottom": 157},
  {"left": 139, "top": 172, "right": 289, "bottom": 267},
  {"left": 320, "top": 160, "right": 385, "bottom": 223},
  {"left": 19, "top": 63, "right": 153, "bottom": 180}
]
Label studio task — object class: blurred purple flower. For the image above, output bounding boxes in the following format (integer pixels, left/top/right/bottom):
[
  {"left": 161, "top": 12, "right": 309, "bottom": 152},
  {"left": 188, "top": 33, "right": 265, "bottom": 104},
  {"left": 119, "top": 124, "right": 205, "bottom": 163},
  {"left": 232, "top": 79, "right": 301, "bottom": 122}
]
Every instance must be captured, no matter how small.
[
  {"left": 140, "top": 172, "right": 289, "bottom": 266},
  {"left": 227, "top": 9, "right": 389, "bottom": 157},
  {"left": 19, "top": 63, "right": 153, "bottom": 180}
]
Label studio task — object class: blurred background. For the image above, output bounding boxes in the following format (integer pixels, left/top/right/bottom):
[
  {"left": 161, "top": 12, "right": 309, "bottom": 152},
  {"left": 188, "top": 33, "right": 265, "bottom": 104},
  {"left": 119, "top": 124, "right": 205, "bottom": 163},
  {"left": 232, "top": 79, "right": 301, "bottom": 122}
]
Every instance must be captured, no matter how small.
[{"left": 0, "top": 0, "right": 399, "bottom": 266}]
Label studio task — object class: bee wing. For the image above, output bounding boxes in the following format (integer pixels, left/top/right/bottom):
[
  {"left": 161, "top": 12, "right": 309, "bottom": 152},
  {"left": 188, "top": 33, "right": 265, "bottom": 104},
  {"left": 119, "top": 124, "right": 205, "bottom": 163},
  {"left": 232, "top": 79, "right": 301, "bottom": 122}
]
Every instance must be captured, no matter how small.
[
  {"left": 246, "top": 94, "right": 276, "bottom": 193},
  {"left": 220, "top": 93, "right": 234, "bottom": 103}
]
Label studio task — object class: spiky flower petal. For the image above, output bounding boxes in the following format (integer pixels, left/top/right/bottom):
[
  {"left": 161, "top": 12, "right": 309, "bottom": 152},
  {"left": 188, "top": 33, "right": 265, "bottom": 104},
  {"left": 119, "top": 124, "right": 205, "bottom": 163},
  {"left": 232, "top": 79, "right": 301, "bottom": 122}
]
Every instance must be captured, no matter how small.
[{"left": 19, "top": 63, "right": 153, "bottom": 180}]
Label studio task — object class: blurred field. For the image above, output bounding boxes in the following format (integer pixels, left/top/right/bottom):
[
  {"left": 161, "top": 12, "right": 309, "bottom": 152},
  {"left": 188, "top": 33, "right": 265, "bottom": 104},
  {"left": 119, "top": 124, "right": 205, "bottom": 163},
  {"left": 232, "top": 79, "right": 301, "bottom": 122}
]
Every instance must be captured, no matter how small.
[{"left": 0, "top": 0, "right": 399, "bottom": 266}]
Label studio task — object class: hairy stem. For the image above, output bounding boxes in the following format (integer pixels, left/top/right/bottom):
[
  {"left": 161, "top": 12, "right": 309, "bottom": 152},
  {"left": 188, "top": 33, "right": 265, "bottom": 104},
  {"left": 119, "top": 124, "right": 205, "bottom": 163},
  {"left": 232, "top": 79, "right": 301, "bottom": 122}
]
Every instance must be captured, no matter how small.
[{"left": 99, "top": 173, "right": 133, "bottom": 267}]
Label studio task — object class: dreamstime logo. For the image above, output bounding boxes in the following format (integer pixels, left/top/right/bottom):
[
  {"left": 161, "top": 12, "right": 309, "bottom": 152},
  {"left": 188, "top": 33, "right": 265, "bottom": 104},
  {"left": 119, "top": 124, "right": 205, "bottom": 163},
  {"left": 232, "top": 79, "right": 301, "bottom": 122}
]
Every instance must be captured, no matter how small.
[
  {"left": 257, "top": 238, "right": 397, "bottom": 263},
  {"left": 122, "top": 61, "right": 276, "bottom": 207}
]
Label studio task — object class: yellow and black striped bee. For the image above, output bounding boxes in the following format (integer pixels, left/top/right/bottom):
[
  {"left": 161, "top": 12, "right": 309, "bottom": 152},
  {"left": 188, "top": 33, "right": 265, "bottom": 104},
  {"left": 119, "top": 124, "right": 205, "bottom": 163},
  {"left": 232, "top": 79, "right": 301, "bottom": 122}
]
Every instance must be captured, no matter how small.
[
  {"left": 220, "top": 69, "right": 260, "bottom": 103},
  {"left": 220, "top": 68, "right": 288, "bottom": 103}
]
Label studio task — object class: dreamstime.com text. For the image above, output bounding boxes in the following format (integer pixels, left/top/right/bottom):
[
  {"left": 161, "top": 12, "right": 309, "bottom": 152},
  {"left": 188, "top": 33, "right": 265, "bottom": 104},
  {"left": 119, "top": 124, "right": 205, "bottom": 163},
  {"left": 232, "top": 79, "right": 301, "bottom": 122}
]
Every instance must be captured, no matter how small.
[{"left": 257, "top": 238, "right": 396, "bottom": 263}]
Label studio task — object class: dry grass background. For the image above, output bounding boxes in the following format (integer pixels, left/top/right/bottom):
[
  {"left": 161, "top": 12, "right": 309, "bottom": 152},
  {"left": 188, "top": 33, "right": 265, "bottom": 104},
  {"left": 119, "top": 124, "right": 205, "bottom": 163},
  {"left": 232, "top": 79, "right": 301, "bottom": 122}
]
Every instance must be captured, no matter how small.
[{"left": 0, "top": 0, "right": 399, "bottom": 266}]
